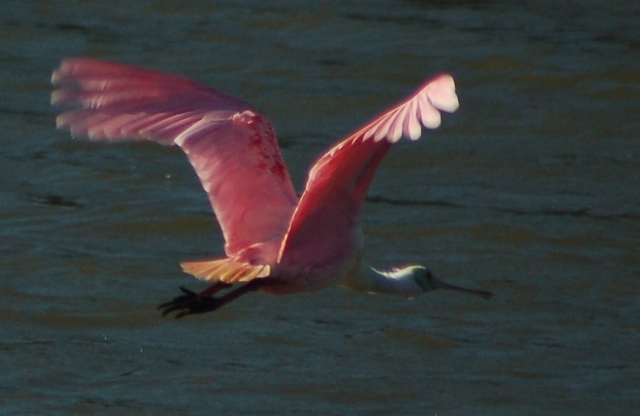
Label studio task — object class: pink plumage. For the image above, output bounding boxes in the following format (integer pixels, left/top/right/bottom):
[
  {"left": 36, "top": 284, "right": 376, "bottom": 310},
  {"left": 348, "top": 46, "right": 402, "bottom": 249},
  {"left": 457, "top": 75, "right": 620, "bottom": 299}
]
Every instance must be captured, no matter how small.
[{"left": 52, "top": 58, "right": 491, "bottom": 318}]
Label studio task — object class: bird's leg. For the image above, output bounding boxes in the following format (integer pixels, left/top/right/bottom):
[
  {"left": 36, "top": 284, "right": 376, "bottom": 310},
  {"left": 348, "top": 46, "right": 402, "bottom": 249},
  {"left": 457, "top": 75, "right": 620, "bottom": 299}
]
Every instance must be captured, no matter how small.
[
  {"left": 199, "top": 281, "right": 232, "bottom": 297},
  {"left": 158, "top": 281, "right": 230, "bottom": 317},
  {"left": 158, "top": 280, "right": 263, "bottom": 319}
]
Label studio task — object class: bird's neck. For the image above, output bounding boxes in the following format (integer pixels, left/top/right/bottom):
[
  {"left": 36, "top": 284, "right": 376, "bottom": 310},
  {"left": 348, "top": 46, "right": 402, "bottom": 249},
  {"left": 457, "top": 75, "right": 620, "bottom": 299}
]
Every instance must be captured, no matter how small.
[{"left": 340, "top": 261, "right": 423, "bottom": 298}]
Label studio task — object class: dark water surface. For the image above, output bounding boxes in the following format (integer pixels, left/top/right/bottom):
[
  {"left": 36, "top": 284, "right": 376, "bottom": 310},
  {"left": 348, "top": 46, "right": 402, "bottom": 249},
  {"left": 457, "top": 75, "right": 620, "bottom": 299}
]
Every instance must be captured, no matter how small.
[{"left": 2, "top": 0, "right": 639, "bottom": 414}]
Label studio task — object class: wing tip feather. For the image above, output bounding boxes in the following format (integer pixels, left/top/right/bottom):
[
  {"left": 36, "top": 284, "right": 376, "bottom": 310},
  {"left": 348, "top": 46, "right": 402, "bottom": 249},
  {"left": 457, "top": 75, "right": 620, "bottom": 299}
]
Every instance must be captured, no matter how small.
[
  {"left": 357, "top": 73, "right": 459, "bottom": 143},
  {"left": 425, "top": 73, "right": 459, "bottom": 114}
]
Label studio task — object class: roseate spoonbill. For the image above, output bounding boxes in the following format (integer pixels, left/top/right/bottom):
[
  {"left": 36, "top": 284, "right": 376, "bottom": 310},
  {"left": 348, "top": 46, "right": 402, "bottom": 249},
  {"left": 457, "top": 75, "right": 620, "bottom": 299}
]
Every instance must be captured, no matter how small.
[{"left": 51, "top": 58, "right": 493, "bottom": 318}]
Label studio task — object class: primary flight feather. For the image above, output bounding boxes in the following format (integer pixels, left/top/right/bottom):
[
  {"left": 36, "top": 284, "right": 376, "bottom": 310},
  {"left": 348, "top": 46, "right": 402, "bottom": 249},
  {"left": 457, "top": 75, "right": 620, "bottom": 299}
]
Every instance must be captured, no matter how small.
[{"left": 51, "top": 58, "right": 492, "bottom": 318}]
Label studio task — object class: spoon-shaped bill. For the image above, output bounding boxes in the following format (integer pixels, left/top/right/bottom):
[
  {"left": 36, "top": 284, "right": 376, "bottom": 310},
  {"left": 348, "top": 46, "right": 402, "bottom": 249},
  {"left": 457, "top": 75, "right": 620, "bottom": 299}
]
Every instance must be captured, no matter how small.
[{"left": 435, "top": 278, "right": 494, "bottom": 300}]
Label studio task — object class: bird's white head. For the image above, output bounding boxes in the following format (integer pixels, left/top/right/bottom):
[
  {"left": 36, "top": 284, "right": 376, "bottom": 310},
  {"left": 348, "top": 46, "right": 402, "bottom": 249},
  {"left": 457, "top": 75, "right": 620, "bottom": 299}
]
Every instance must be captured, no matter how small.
[
  {"left": 411, "top": 266, "right": 494, "bottom": 299},
  {"left": 343, "top": 262, "right": 493, "bottom": 299}
]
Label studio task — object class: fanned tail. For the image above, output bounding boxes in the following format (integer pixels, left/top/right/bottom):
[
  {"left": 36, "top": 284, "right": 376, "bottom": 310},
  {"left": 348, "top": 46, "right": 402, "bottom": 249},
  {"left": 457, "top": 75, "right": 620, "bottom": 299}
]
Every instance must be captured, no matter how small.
[{"left": 180, "top": 258, "right": 271, "bottom": 283}]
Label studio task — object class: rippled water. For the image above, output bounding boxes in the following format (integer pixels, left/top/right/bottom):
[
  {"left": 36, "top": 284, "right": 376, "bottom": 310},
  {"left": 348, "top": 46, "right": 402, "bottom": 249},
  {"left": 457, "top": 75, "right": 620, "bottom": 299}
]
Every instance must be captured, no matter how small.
[{"left": 1, "top": 0, "right": 639, "bottom": 414}]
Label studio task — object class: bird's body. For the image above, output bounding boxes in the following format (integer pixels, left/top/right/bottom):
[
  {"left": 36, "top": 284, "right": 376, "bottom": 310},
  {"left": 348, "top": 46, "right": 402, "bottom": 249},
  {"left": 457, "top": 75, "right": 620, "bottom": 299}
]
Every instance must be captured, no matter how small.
[{"left": 51, "top": 58, "right": 492, "bottom": 317}]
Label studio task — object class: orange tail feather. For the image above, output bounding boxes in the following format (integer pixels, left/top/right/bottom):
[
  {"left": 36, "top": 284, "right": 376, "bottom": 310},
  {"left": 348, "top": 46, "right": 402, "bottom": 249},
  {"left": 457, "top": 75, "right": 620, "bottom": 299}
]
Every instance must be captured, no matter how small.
[{"left": 180, "top": 258, "right": 271, "bottom": 283}]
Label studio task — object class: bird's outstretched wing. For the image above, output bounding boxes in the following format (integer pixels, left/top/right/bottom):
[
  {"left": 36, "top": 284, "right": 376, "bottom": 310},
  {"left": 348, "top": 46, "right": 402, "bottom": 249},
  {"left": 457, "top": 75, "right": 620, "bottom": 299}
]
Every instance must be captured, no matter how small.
[
  {"left": 52, "top": 59, "right": 298, "bottom": 261},
  {"left": 278, "top": 75, "right": 459, "bottom": 267}
]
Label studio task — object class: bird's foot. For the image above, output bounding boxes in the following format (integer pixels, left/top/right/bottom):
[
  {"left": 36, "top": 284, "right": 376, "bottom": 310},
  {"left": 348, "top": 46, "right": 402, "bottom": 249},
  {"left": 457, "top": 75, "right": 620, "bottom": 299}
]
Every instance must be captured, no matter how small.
[{"left": 158, "top": 286, "right": 223, "bottom": 319}]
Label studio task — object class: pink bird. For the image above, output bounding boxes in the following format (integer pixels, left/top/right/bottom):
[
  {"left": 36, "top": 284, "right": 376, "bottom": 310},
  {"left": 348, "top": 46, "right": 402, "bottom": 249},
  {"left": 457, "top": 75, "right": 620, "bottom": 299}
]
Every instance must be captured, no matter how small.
[{"left": 51, "top": 58, "right": 493, "bottom": 318}]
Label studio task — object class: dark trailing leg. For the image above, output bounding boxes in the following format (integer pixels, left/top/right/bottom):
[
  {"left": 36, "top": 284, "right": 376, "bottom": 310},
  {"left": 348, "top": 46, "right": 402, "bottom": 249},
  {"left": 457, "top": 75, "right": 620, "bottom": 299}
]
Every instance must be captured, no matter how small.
[{"left": 158, "top": 280, "right": 263, "bottom": 319}]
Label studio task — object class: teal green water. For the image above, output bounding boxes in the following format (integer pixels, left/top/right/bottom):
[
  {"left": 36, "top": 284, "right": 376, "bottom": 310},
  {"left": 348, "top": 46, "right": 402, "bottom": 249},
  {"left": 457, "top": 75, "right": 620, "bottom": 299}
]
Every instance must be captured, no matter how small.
[{"left": 1, "top": 1, "right": 639, "bottom": 414}]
